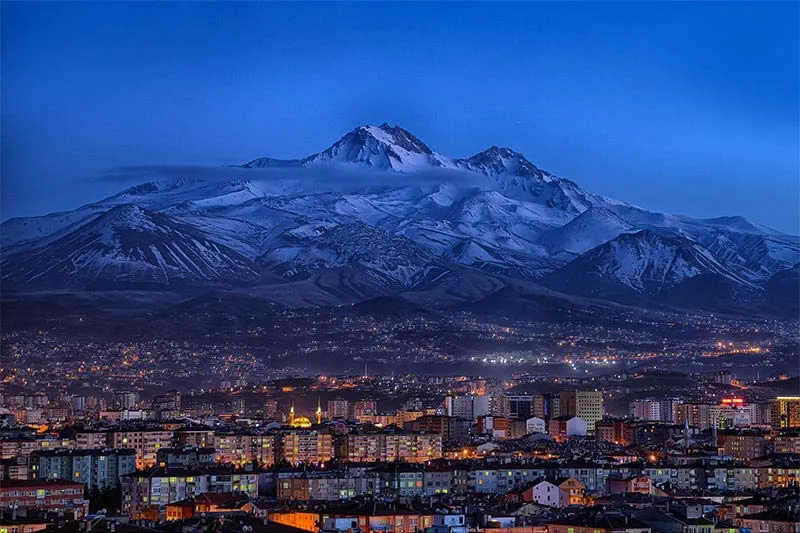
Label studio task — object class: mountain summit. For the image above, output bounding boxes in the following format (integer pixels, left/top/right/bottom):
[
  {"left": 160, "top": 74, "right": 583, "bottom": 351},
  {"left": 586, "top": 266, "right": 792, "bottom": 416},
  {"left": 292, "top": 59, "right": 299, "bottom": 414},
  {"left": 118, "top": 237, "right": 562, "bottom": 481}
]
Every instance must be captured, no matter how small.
[
  {"left": 306, "top": 123, "right": 453, "bottom": 170},
  {"left": 456, "top": 146, "right": 554, "bottom": 182},
  {"left": 244, "top": 123, "right": 452, "bottom": 171}
]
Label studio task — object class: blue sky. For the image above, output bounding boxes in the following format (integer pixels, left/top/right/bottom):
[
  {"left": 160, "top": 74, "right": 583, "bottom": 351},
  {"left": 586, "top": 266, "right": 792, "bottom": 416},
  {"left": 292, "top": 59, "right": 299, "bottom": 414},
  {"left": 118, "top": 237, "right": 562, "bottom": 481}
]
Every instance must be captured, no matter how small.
[{"left": 2, "top": 1, "right": 798, "bottom": 232}]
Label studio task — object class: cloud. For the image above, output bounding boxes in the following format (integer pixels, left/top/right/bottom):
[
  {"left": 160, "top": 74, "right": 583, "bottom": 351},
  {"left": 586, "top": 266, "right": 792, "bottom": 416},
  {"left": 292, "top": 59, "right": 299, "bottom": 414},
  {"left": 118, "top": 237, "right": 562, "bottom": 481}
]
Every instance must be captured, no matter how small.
[{"left": 91, "top": 163, "right": 489, "bottom": 197}]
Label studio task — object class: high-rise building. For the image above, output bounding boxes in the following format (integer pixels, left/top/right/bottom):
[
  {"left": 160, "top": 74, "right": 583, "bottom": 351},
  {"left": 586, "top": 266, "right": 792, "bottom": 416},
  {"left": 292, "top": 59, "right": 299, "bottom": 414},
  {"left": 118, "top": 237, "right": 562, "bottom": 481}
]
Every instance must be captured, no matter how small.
[
  {"left": 353, "top": 399, "right": 377, "bottom": 420},
  {"left": 676, "top": 403, "right": 712, "bottom": 430},
  {"left": 627, "top": 398, "right": 681, "bottom": 422},
  {"left": 595, "top": 418, "right": 630, "bottom": 445},
  {"left": 559, "top": 391, "right": 603, "bottom": 431},
  {"left": 531, "top": 394, "right": 546, "bottom": 419},
  {"left": 658, "top": 398, "right": 683, "bottom": 423},
  {"left": 75, "top": 430, "right": 109, "bottom": 449},
  {"left": 490, "top": 394, "right": 511, "bottom": 417},
  {"left": 110, "top": 429, "right": 174, "bottom": 469},
  {"left": 327, "top": 398, "right": 350, "bottom": 420},
  {"left": 30, "top": 448, "right": 136, "bottom": 490},
  {"left": 506, "top": 394, "right": 535, "bottom": 420},
  {"left": 770, "top": 397, "right": 800, "bottom": 429},
  {"left": 123, "top": 467, "right": 258, "bottom": 519},
  {"left": 174, "top": 427, "right": 215, "bottom": 448},
  {"left": 341, "top": 432, "right": 442, "bottom": 463},
  {"left": 214, "top": 433, "right": 275, "bottom": 466},
  {"left": 407, "top": 415, "right": 469, "bottom": 440},
  {"left": 263, "top": 399, "right": 279, "bottom": 419},
  {"left": 774, "top": 433, "right": 800, "bottom": 454},
  {"left": 472, "top": 395, "right": 491, "bottom": 418},
  {"left": 630, "top": 399, "right": 662, "bottom": 421},
  {"left": 71, "top": 396, "right": 86, "bottom": 413},
  {"left": 280, "top": 430, "right": 334, "bottom": 465},
  {"left": 114, "top": 391, "right": 139, "bottom": 410},
  {"left": 445, "top": 395, "right": 475, "bottom": 420},
  {"left": 716, "top": 430, "right": 767, "bottom": 460},
  {"left": 542, "top": 393, "right": 560, "bottom": 419},
  {"left": 712, "top": 399, "right": 755, "bottom": 429}
]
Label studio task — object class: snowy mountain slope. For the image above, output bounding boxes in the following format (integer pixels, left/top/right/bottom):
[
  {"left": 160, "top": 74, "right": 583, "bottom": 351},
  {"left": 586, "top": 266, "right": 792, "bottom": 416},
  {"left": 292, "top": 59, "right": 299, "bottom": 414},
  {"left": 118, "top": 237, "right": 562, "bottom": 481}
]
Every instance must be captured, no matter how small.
[
  {"left": 173, "top": 214, "right": 275, "bottom": 260},
  {"left": 1, "top": 205, "right": 262, "bottom": 288},
  {"left": 539, "top": 206, "right": 635, "bottom": 257},
  {"left": 2, "top": 123, "right": 797, "bottom": 317},
  {"left": 543, "top": 229, "right": 756, "bottom": 300},
  {"left": 697, "top": 231, "right": 800, "bottom": 281},
  {"left": 595, "top": 202, "right": 800, "bottom": 282},
  {"left": 456, "top": 146, "right": 593, "bottom": 212},
  {"left": 260, "top": 222, "right": 444, "bottom": 288},
  {"left": 1, "top": 205, "right": 107, "bottom": 252}
]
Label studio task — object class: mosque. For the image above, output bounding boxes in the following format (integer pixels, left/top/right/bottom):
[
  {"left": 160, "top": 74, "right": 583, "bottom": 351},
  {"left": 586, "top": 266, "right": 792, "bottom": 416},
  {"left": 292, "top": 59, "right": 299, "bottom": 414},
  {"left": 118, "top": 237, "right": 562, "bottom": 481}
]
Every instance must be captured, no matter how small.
[{"left": 288, "top": 398, "right": 323, "bottom": 428}]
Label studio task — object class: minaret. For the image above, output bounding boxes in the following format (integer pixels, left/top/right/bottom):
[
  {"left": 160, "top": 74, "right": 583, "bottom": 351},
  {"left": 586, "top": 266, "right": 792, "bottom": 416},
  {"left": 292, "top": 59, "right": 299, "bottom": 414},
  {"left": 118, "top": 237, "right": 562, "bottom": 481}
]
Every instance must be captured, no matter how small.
[
  {"left": 683, "top": 417, "right": 689, "bottom": 452},
  {"left": 289, "top": 400, "right": 295, "bottom": 426},
  {"left": 316, "top": 397, "right": 323, "bottom": 425},
  {"left": 712, "top": 418, "right": 718, "bottom": 446}
]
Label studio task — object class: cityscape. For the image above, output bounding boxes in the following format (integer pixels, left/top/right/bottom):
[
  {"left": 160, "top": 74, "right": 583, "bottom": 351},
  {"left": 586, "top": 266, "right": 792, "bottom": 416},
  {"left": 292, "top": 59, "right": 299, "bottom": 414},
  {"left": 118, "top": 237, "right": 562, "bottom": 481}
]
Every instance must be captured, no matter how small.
[
  {"left": 0, "top": 307, "right": 798, "bottom": 532},
  {"left": 1, "top": 3, "right": 799, "bottom": 533}
]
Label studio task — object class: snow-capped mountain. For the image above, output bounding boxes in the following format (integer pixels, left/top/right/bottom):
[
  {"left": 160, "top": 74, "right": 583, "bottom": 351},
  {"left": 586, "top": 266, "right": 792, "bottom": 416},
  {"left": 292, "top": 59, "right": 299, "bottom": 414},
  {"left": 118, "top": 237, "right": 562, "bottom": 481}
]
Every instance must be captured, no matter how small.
[
  {"left": 2, "top": 123, "right": 798, "bottom": 316},
  {"left": 1, "top": 205, "right": 262, "bottom": 288},
  {"left": 539, "top": 206, "right": 635, "bottom": 257},
  {"left": 455, "top": 146, "right": 592, "bottom": 212},
  {"left": 544, "top": 229, "right": 755, "bottom": 299},
  {"left": 244, "top": 123, "right": 452, "bottom": 171},
  {"left": 697, "top": 231, "right": 800, "bottom": 282}
]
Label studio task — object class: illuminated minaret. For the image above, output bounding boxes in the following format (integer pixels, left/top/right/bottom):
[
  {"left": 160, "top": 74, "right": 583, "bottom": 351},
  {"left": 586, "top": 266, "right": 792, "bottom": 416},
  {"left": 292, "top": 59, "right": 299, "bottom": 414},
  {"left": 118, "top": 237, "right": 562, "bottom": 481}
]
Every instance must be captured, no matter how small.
[
  {"left": 289, "top": 401, "right": 295, "bottom": 426},
  {"left": 316, "top": 397, "right": 323, "bottom": 425}
]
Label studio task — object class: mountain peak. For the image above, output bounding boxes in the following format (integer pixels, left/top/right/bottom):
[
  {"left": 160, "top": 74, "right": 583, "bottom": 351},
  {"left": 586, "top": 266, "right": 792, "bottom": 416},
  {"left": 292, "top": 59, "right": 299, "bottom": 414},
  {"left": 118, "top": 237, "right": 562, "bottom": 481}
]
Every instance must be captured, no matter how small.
[
  {"left": 307, "top": 123, "right": 450, "bottom": 171},
  {"left": 100, "top": 203, "right": 157, "bottom": 228},
  {"left": 484, "top": 145, "right": 521, "bottom": 157},
  {"left": 353, "top": 123, "right": 434, "bottom": 155},
  {"left": 459, "top": 145, "right": 554, "bottom": 184}
]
